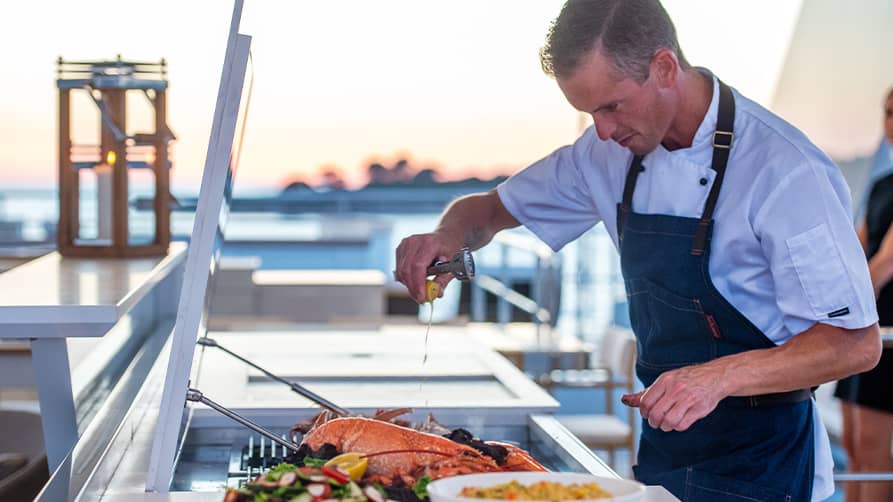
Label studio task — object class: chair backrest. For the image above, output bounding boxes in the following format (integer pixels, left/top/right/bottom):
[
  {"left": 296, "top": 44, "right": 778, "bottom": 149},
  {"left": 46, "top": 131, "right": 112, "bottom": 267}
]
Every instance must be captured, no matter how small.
[
  {"left": 599, "top": 327, "right": 637, "bottom": 390},
  {"left": 0, "top": 410, "right": 48, "bottom": 500}
]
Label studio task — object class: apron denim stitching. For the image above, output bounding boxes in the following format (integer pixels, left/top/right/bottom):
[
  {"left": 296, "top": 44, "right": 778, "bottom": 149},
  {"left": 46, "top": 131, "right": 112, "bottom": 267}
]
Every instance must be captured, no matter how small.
[
  {"left": 623, "top": 227, "right": 699, "bottom": 239},
  {"left": 686, "top": 483, "right": 774, "bottom": 502},
  {"left": 648, "top": 293, "right": 704, "bottom": 314},
  {"left": 696, "top": 243, "right": 775, "bottom": 345}
]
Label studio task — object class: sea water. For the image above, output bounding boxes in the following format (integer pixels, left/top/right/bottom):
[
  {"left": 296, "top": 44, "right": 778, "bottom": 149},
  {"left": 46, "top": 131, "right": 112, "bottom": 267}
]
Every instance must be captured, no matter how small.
[{"left": 0, "top": 187, "right": 621, "bottom": 346}]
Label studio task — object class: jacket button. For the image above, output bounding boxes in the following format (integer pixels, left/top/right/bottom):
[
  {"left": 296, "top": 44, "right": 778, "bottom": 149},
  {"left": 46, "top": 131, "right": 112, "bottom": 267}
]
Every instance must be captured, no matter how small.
[{"left": 699, "top": 178, "right": 708, "bottom": 186}]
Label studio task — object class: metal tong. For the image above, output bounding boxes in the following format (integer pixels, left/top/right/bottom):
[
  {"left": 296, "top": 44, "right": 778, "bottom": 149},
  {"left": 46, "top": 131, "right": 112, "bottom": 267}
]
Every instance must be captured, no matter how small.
[
  {"left": 185, "top": 388, "right": 301, "bottom": 452},
  {"left": 197, "top": 337, "right": 350, "bottom": 416}
]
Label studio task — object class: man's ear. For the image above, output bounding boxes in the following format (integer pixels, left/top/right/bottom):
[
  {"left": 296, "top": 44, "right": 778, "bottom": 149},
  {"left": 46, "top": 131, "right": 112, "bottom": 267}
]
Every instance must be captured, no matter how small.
[{"left": 650, "top": 49, "right": 678, "bottom": 89}]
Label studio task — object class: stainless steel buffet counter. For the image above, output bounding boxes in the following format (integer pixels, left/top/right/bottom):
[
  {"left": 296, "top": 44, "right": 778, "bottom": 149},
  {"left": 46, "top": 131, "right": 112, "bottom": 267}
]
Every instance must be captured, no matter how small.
[{"left": 37, "top": 329, "right": 624, "bottom": 500}]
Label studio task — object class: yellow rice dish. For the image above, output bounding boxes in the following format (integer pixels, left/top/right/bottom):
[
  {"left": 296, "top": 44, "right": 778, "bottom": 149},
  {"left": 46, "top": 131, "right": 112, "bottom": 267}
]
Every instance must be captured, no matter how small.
[{"left": 459, "top": 480, "right": 612, "bottom": 500}]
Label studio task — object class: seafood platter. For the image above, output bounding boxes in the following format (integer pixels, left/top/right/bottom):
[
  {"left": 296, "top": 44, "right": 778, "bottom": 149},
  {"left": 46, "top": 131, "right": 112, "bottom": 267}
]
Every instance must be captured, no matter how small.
[
  {"left": 169, "top": 328, "right": 620, "bottom": 491},
  {"left": 32, "top": 2, "right": 635, "bottom": 500}
]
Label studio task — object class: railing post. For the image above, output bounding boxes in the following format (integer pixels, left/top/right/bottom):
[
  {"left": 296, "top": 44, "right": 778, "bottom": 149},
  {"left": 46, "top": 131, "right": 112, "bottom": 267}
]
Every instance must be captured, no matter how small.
[
  {"left": 535, "top": 320, "right": 543, "bottom": 349},
  {"left": 532, "top": 256, "right": 543, "bottom": 325},
  {"left": 497, "top": 244, "right": 511, "bottom": 325},
  {"left": 471, "top": 281, "right": 485, "bottom": 322}
]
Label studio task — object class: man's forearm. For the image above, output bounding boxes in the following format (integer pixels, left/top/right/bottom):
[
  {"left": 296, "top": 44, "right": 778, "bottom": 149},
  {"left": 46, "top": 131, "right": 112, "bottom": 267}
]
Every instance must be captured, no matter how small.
[
  {"left": 714, "top": 322, "right": 881, "bottom": 397},
  {"left": 866, "top": 220, "right": 893, "bottom": 295},
  {"left": 869, "top": 254, "right": 893, "bottom": 297},
  {"left": 434, "top": 190, "right": 519, "bottom": 251},
  {"left": 623, "top": 322, "right": 880, "bottom": 432}
]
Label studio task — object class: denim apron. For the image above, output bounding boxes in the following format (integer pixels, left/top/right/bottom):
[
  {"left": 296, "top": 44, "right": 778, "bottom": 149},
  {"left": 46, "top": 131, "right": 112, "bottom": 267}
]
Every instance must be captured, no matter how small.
[{"left": 618, "top": 81, "right": 814, "bottom": 502}]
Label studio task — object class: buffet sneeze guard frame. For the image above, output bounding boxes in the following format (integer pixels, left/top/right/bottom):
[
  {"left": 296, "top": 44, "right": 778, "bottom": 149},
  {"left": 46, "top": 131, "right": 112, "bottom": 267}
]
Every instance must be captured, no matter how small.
[{"left": 145, "top": 0, "right": 253, "bottom": 491}]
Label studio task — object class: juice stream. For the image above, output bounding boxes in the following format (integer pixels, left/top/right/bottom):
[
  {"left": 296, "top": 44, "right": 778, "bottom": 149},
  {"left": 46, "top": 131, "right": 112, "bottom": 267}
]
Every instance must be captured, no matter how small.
[
  {"left": 420, "top": 300, "right": 433, "bottom": 407},
  {"left": 420, "top": 279, "right": 441, "bottom": 407}
]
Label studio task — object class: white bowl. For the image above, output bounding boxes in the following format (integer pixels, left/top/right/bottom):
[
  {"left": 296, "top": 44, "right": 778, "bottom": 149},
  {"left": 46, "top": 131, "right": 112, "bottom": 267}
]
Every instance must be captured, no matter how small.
[{"left": 427, "top": 472, "right": 646, "bottom": 502}]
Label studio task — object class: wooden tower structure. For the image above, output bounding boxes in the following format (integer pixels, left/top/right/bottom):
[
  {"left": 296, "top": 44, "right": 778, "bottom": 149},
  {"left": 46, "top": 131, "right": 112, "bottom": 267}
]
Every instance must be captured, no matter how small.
[{"left": 56, "top": 55, "right": 175, "bottom": 257}]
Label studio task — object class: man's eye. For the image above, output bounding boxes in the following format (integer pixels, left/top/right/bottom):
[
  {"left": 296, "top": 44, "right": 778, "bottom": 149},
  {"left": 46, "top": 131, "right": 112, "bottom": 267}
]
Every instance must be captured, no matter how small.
[{"left": 591, "top": 103, "right": 619, "bottom": 116}]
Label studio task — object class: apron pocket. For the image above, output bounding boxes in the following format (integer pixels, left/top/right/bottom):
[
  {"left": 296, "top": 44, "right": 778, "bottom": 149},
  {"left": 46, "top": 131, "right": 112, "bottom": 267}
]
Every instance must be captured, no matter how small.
[
  {"left": 684, "top": 468, "right": 791, "bottom": 502},
  {"left": 635, "top": 279, "right": 716, "bottom": 368}
]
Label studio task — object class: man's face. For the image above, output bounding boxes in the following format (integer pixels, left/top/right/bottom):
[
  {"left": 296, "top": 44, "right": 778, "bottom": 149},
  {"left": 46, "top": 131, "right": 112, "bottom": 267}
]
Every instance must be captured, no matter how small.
[
  {"left": 885, "top": 94, "right": 893, "bottom": 144},
  {"left": 557, "top": 49, "right": 673, "bottom": 155}
]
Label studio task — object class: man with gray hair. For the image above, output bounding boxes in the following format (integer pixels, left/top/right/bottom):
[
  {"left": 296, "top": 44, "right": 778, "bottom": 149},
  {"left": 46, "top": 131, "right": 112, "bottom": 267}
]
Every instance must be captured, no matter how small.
[{"left": 394, "top": 1, "right": 881, "bottom": 500}]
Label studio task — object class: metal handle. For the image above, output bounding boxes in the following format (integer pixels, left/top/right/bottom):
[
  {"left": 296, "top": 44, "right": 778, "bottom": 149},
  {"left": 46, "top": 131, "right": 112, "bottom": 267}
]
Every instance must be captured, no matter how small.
[
  {"left": 834, "top": 472, "right": 893, "bottom": 482},
  {"left": 197, "top": 337, "right": 350, "bottom": 416},
  {"left": 425, "top": 247, "right": 474, "bottom": 282},
  {"left": 186, "top": 388, "right": 301, "bottom": 452},
  {"left": 395, "top": 247, "right": 474, "bottom": 282}
]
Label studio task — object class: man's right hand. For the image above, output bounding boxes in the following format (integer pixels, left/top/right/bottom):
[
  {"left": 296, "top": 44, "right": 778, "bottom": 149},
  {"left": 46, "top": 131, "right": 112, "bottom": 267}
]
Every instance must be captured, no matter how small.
[
  {"left": 394, "top": 190, "right": 520, "bottom": 303},
  {"left": 395, "top": 232, "right": 460, "bottom": 304}
]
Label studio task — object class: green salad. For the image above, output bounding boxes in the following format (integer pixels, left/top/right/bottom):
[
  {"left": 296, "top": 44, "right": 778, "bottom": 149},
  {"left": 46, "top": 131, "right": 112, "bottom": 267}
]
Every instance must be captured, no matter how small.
[{"left": 224, "top": 461, "right": 389, "bottom": 502}]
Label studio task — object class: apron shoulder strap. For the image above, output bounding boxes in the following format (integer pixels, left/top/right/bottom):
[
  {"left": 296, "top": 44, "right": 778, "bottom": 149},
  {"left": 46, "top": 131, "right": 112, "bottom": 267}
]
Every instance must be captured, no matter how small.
[
  {"left": 617, "top": 155, "right": 645, "bottom": 242},
  {"left": 691, "top": 80, "right": 736, "bottom": 255},
  {"left": 616, "top": 79, "right": 736, "bottom": 251}
]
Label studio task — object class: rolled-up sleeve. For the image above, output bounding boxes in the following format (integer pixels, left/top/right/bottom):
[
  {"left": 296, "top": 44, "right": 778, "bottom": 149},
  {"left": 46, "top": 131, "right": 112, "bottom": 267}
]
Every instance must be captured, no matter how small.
[
  {"left": 497, "top": 132, "right": 601, "bottom": 251},
  {"left": 754, "top": 162, "right": 878, "bottom": 334}
]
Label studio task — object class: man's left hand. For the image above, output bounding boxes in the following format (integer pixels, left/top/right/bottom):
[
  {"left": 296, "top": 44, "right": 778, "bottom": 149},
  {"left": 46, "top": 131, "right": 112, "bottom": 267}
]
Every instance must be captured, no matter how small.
[{"left": 621, "top": 363, "right": 728, "bottom": 432}]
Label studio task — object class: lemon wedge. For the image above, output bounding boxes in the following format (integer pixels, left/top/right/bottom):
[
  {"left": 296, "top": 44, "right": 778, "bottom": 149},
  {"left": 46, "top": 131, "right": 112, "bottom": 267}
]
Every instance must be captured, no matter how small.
[
  {"left": 425, "top": 279, "right": 441, "bottom": 303},
  {"left": 323, "top": 452, "right": 368, "bottom": 481}
]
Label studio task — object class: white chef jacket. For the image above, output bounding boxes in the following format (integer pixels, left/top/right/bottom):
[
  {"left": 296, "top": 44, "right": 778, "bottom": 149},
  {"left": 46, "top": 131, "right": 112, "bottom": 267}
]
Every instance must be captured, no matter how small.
[{"left": 497, "top": 74, "right": 878, "bottom": 501}]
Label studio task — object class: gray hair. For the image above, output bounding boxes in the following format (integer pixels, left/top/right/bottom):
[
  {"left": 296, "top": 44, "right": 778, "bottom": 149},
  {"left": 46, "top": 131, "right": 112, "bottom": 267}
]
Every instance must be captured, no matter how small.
[{"left": 540, "top": 0, "right": 690, "bottom": 81}]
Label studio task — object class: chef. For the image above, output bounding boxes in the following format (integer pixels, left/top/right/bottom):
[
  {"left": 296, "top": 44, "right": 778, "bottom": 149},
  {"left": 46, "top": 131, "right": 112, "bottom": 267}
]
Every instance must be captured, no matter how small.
[{"left": 394, "top": 0, "right": 882, "bottom": 500}]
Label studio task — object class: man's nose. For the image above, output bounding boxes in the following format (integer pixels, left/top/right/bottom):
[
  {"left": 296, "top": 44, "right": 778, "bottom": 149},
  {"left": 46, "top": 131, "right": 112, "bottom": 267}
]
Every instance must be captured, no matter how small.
[{"left": 592, "top": 115, "right": 616, "bottom": 141}]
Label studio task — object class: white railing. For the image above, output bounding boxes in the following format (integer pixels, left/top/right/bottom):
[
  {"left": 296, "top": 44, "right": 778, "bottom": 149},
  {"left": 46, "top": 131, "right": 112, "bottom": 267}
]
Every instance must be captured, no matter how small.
[{"left": 471, "top": 232, "right": 561, "bottom": 343}]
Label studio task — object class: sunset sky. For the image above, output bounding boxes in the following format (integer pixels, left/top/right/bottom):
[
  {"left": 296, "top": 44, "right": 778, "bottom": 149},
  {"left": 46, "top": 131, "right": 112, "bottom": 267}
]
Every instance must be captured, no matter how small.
[{"left": 0, "top": 1, "right": 826, "bottom": 192}]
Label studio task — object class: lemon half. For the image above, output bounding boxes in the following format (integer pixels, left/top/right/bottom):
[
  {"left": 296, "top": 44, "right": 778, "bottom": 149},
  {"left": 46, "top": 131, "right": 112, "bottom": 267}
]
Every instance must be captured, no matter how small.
[
  {"left": 323, "top": 452, "right": 368, "bottom": 481},
  {"left": 425, "top": 279, "right": 441, "bottom": 303}
]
